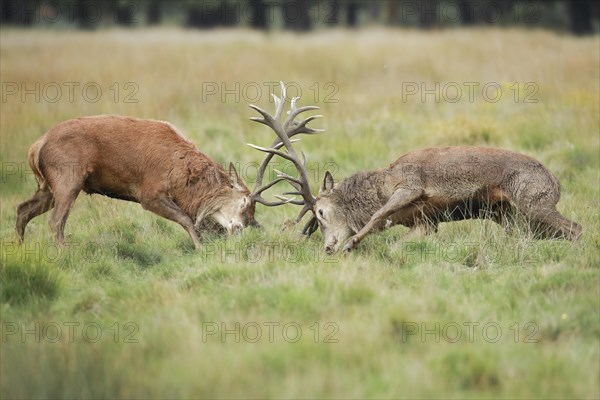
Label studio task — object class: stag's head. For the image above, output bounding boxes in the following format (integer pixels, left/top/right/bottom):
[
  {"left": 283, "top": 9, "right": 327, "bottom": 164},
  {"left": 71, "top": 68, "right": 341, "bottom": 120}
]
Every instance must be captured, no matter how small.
[
  {"left": 315, "top": 171, "right": 352, "bottom": 254},
  {"left": 201, "top": 163, "right": 255, "bottom": 235}
]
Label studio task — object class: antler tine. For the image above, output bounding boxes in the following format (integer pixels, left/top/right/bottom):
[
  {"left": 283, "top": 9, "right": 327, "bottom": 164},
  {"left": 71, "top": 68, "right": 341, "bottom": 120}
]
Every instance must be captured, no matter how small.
[
  {"left": 253, "top": 176, "right": 286, "bottom": 196},
  {"left": 301, "top": 216, "right": 319, "bottom": 236},
  {"left": 274, "top": 195, "right": 304, "bottom": 206},
  {"left": 255, "top": 197, "right": 295, "bottom": 207},
  {"left": 248, "top": 104, "right": 274, "bottom": 124},
  {"left": 273, "top": 81, "right": 286, "bottom": 121},
  {"left": 249, "top": 138, "right": 299, "bottom": 193},
  {"left": 285, "top": 105, "right": 320, "bottom": 128},
  {"left": 273, "top": 169, "right": 302, "bottom": 189},
  {"left": 288, "top": 116, "right": 325, "bottom": 136},
  {"left": 247, "top": 143, "right": 298, "bottom": 165},
  {"left": 278, "top": 203, "right": 316, "bottom": 234}
]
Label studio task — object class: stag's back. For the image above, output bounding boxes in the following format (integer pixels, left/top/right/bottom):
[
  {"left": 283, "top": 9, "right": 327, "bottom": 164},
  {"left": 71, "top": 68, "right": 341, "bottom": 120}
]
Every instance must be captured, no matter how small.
[
  {"left": 388, "top": 146, "right": 561, "bottom": 205},
  {"left": 36, "top": 115, "right": 220, "bottom": 202},
  {"left": 41, "top": 115, "right": 193, "bottom": 170}
]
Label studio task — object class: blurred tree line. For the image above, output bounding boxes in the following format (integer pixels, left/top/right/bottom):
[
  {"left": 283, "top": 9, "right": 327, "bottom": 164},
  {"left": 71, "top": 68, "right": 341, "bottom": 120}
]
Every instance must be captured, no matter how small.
[{"left": 1, "top": 0, "right": 598, "bottom": 35}]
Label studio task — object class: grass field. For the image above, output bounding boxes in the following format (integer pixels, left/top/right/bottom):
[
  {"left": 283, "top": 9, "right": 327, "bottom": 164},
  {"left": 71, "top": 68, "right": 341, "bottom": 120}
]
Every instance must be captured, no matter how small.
[{"left": 1, "top": 27, "right": 599, "bottom": 399}]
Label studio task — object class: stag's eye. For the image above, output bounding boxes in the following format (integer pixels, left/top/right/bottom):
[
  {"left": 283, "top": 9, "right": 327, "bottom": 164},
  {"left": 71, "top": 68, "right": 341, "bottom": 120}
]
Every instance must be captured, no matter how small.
[{"left": 318, "top": 209, "right": 324, "bottom": 218}]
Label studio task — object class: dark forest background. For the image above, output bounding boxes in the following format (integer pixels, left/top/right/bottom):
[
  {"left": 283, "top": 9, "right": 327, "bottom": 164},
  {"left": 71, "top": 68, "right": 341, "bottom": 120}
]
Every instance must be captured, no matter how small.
[{"left": 1, "top": 1, "right": 599, "bottom": 35}]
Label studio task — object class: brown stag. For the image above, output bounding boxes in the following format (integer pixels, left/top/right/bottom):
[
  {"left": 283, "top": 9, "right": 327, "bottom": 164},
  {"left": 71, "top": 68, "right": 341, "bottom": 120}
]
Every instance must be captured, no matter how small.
[
  {"left": 16, "top": 115, "right": 256, "bottom": 249},
  {"left": 246, "top": 84, "right": 582, "bottom": 254}
]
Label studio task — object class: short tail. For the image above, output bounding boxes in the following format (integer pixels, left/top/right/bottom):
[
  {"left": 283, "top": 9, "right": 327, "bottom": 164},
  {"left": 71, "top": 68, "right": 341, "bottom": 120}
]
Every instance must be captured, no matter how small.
[{"left": 28, "top": 138, "right": 48, "bottom": 191}]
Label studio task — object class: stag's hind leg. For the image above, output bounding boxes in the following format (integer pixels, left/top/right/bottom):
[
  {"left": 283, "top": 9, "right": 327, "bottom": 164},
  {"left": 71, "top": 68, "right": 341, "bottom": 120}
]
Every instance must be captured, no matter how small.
[
  {"left": 511, "top": 179, "right": 581, "bottom": 241},
  {"left": 49, "top": 186, "right": 82, "bottom": 246},
  {"left": 514, "top": 195, "right": 581, "bottom": 240},
  {"left": 16, "top": 188, "right": 55, "bottom": 242},
  {"left": 524, "top": 208, "right": 582, "bottom": 241},
  {"left": 555, "top": 211, "right": 583, "bottom": 241}
]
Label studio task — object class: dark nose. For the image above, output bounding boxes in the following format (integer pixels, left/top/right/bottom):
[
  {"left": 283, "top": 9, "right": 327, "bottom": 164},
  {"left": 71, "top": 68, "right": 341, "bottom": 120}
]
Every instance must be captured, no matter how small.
[{"left": 325, "top": 245, "right": 334, "bottom": 254}]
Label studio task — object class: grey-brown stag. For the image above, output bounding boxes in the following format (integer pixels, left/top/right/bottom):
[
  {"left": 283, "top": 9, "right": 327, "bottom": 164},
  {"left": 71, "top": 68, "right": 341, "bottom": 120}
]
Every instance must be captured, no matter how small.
[
  {"left": 246, "top": 83, "right": 582, "bottom": 254},
  {"left": 317, "top": 147, "right": 583, "bottom": 254}
]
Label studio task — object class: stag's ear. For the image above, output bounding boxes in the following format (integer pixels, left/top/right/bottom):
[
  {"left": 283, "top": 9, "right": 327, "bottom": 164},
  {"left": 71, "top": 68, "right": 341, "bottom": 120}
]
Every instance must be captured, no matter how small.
[
  {"left": 320, "top": 171, "right": 335, "bottom": 194},
  {"left": 228, "top": 162, "right": 244, "bottom": 191}
]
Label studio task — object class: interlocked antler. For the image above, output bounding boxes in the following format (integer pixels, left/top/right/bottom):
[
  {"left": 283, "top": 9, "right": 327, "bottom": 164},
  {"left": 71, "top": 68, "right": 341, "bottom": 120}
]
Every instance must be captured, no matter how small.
[{"left": 248, "top": 81, "right": 324, "bottom": 236}]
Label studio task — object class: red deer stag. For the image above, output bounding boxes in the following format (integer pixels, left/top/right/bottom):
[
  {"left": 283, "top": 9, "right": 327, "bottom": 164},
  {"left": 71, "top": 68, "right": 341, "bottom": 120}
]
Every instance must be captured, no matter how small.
[
  {"left": 316, "top": 148, "right": 583, "bottom": 254},
  {"left": 16, "top": 115, "right": 255, "bottom": 249},
  {"left": 247, "top": 84, "right": 582, "bottom": 254}
]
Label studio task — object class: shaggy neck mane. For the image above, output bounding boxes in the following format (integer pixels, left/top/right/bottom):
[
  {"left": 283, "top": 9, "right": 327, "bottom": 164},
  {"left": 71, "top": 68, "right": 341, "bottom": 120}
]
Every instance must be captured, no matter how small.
[
  {"left": 331, "top": 170, "right": 390, "bottom": 233},
  {"left": 168, "top": 146, "right": 234, "bottom": 223}
]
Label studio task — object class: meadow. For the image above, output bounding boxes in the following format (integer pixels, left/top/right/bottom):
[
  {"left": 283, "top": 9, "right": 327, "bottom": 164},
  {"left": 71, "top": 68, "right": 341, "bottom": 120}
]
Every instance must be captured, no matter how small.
[{"left": 1, "top": 27, "right": 599, "bottom": 398}]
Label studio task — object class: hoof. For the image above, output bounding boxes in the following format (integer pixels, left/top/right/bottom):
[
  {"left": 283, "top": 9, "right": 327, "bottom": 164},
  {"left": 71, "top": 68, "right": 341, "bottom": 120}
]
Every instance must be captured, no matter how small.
[{"left": 342, "top": 236, "right": 359, "bottom": 254}]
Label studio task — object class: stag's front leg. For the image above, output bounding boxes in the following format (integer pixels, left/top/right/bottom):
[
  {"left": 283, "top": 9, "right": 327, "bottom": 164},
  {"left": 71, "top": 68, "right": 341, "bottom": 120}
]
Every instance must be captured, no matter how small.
[
  {"left": 342, "top": 188, "right": 423, "bottom": 254},
  {"left": 141, "top": 195, "right": 202, "bottom": 250}
]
